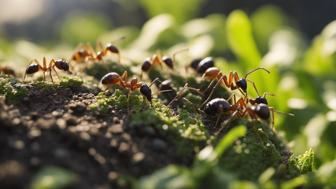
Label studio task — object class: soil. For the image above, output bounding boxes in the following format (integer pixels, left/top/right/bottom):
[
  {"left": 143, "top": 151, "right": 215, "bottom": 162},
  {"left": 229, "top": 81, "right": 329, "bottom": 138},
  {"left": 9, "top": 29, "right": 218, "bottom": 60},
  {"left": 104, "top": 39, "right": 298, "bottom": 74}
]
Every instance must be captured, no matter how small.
[{"left": 0, "top": 82, "right": 192, "bottom": 189}]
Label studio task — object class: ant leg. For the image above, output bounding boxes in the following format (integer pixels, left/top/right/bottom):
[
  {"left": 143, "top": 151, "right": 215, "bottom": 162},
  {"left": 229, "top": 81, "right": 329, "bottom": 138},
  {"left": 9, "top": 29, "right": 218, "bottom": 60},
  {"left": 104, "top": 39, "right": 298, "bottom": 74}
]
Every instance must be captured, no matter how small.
[
  {"left": 23, "top": 73, "right": 27, "bottom": 82},
  {"left": 247, "top": 79, "right": 260, "bottom": 96},
  {"left": 215, "top": 111, "right": 238, "bottom": 136},
  {"left": 149, "top": 77, "right": 161, "bottom": 87},
  {"left": 167, "top": 83, "right": 188, "bottom": 107},
  {"left": 49, "top": 70, "right": 54, "bottom": 83},
  {"left": 202, "top": 79, "right": 216, "bottom": 94},
  {"left": 52, "top": 67, "right": 60, "bottom": 79},
  {"left": 201, "top": 75, "right": 225, "bottom": 108}
]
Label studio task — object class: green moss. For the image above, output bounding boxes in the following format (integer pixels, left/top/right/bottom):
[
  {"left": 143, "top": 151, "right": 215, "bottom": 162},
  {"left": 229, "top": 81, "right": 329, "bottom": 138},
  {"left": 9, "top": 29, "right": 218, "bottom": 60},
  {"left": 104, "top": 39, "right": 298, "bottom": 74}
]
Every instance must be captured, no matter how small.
[
  {"left": 85, "top": 61, "right": 133, "bottom": 80},
  {"left": 217, "top": 123, "right": 284, "bottom": 180},
  {"left": 288, "top": 149, "right": 315, "bottom": 176},
  {"left": 0, "top": 75, "right": 28, "bottom": 103},
  {"left": 89, "top": 89, "right": 146, "bottom": 114},
  {"left": 32, "top": 81, "right": 57, "bottom": 93},
  {"left": 59, "top": 76, "right": 83, "bottom": 88}
]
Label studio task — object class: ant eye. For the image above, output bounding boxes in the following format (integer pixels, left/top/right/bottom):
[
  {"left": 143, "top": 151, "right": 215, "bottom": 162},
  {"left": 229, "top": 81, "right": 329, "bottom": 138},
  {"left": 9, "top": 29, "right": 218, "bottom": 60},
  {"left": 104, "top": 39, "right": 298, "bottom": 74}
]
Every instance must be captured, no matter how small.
[
  {"left": 236, "top": 79, "right": 247, "bottom": 92},
  {"left": 162, "top": 56, "right": 174, "bottom": 69}
]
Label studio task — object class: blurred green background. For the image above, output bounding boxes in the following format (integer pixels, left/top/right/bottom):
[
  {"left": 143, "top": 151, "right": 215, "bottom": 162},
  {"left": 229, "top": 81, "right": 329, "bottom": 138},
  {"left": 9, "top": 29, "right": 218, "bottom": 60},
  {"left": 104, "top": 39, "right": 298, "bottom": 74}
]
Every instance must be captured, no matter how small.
[{"left": 1, "top": 0, "right": 336, "bottom": 188}]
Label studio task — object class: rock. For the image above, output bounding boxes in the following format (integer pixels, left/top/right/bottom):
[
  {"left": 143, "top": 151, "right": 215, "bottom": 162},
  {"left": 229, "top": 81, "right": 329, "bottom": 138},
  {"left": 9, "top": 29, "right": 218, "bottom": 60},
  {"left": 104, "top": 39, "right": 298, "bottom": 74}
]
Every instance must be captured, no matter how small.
[
  {"left": 69, "top": 102, "right": 86, "bottom": 115},
  {"left": 108, "top": 124, "right": 123, "bottom": 134},
  {"left": 152, "top": 139, "right": 167, "bottom": 152}
]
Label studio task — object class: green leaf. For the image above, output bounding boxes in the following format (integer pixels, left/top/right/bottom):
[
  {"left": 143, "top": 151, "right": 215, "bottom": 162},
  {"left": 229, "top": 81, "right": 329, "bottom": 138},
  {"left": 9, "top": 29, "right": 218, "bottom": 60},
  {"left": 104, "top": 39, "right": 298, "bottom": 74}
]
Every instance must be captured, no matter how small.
[
  {"left": 140, "top": 0, "right": 202, "bottom": 23},
  {"left": 135, "top": 165, "right": 196, "bottom": 189},
  {"left": 226, "top": 10, "right": 261, "bottom": 71},
  {"left": 30, "top": 166, "right": 76, "bottom": 189}
]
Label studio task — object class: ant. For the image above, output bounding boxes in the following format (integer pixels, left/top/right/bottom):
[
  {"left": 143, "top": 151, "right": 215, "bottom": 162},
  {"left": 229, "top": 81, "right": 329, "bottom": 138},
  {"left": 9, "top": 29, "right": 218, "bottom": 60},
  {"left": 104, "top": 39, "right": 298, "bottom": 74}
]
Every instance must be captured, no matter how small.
[
  {"left": 0, "top": 66, "right": 16, "bottom": 76},
  {"left": 100, "top": 71, "right": 158, "bottom": 103},
  {"left": 23, "top": 57, "right": 71, "bottom": 82},
  {"left": 201, "top": 67, "right": 270, "bottom": 107},
  {"left": 203, "top": 96, "right": 273, "bottom": 135},
  {"left": 188, "top": 57, "right": 215, "bottom": 74},
  {"left": 71, "top": 37, "right": 125, "bottom": 64},
  {"left": 141, "top": 49, "right": 188, "bottom": 77}
]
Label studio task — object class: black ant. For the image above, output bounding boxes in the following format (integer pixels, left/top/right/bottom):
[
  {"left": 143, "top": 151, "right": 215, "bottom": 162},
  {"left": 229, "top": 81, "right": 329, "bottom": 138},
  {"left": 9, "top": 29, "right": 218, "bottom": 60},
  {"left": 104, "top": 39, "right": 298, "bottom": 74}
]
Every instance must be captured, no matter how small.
[
  {"left": 201, "top": 67, "right": 270, "bottom": 107},
  {"left": 0, "top": 66, "right": 16, "bottom": 76},
  {"left": 141, "top": 49, "right": 188, "bottom": 76},
  {"left": 71, "top": 37, "right": 125, "bottom": 64},
  {"left": 23, "top": 57, "right": 71, "bottom": 82},
  {"left": 100, "top": 71, "right": 158, "bottom": 102}
]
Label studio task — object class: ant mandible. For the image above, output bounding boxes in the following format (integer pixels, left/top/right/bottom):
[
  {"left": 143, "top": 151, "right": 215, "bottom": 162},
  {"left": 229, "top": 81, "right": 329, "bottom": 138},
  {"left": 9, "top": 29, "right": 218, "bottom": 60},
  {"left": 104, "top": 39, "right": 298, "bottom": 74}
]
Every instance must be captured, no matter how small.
[
  {"left": 141, "top": 48, "right": 188, "bottom": 77},
  {"left": 71, "top": 37, "right": 125, "bottom": 64},
  {"left": 201, "top": 67, "right": 270, "bottom": 107},
  {"left": 23, "top": 57, "right": 71, "bottom": 82}
]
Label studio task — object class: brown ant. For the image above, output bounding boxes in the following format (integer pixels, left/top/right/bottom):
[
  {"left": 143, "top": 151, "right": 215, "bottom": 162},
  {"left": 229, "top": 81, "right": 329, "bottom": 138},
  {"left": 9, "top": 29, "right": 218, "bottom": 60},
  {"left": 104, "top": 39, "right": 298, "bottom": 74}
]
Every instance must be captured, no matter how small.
[
  {"left": 141, "top": 49, "right": 188, "bottom": 77},
  {"left": 100, "top": 71, "right": 158, "bottom": 102},
  {"left": 0, "top": 66, "right": 16, "bottom": 76},
  {"left": 71, "top": 37, "right": 125, "bottom": 64},
  {"left": 201, "top": 67, "right": 270, "bottom": 107},
  {"left": 23, "top": 57, "right": 71, "bottom": 82}
]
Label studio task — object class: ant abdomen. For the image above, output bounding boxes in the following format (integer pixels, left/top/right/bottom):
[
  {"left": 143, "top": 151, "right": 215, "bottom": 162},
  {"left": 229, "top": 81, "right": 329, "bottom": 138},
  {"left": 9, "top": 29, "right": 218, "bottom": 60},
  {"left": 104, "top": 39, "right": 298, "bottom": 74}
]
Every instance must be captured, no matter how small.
[
  {"left": 100, "top": 72, "right": 121, "bottom": 85},
  {"left": 140, "top": 84, "right": 152, "bottom": 102},
  {"left": 141, "top": 58, "right": 152, "bottom": 72},
  {"left": 189, "top": 58, "right": 202, "bottom": 71},
  {"left": 162, "top": 56, "right": 174, "bottom": 69},
  {"left": 197, "top": 57, "right": 214, "bottom": 74},
  {"left": 106, "top": 44, "right": 119, "bottom": 54},
  {"left": 251, "top": 103, "right": 270, "bottom": 120},
  {"left": 25, "top": 64, "right": 39, "bottom": 74},
  {"left": 55, "top": 59, "right": 70, "bottom": 71},
  {"left": 204, "top": 98, "right": 232, "bottom": 115}
]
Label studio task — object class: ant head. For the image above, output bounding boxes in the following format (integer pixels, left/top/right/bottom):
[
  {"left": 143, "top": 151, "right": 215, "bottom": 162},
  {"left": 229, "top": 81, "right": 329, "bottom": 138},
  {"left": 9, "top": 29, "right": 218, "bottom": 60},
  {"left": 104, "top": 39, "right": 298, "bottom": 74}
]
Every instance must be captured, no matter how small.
[
  {"left": 140, "top": 84, "right": 152, "bottom": 102},
  {"left": 190, "top": 58, "right": 202, "bottom": 71},
  {"left": 202, "top": 67, "right": 220, "bottom": 79},
  {"left": 106, "top": 44, "right": 119, "bottom": 54},
  {"left": 197, "top": 57, "right": 214, "bottom": 74},
  {"left": 55, "top": 59, "right": 70, "bottom": 71},
  {"left": 141, "top": 58, "right": 151, "bottom": 72},
  {"left": 236, "top": 79, "right": 247, "bottom": 92},
  {"left": 252, "top": 103, "right": 270, "bottom": 120},
  {"left": 100, "top": 72, "right": 121, "bottom": 85},
  {"left": 26, "top": 63, "right": 39, "bottom": 74},
  {"left": 255, "top": 96, "right": 268, "bottom": 105},
  {"left": 162, "top": 56, "right": 174, "bottom": 69}
]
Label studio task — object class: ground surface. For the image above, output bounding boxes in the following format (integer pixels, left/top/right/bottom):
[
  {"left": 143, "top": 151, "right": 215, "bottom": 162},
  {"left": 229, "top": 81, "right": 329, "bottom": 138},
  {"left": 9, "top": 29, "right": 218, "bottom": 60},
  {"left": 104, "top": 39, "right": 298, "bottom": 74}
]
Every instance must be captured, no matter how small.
[{"left": 0, "top": 66, "right": 297, "bottom": 189}]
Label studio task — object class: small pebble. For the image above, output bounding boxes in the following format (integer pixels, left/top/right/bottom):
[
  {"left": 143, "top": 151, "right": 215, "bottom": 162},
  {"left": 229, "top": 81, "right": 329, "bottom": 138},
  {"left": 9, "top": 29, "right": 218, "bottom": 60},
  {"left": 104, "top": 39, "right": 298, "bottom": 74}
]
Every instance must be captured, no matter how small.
[{"left": 152, "top": 139, "right": 167, "bottom": 152}]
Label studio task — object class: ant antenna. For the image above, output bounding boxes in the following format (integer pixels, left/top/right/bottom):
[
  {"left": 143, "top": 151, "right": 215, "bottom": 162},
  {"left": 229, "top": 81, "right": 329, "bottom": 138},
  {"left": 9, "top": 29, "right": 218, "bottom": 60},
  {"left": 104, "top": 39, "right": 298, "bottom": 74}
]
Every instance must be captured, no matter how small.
[
  {"left": 262, "top": 92, "right": 275, "bottom": 97},
  {"left": 244, "top": 67, "right": 270, "bottom": 79},
  {"left": 111, "top": 36, "right": 126, "bottom": 44},
  {"left": 172, "top": 48, "right": 189, "bottom": 62}
]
